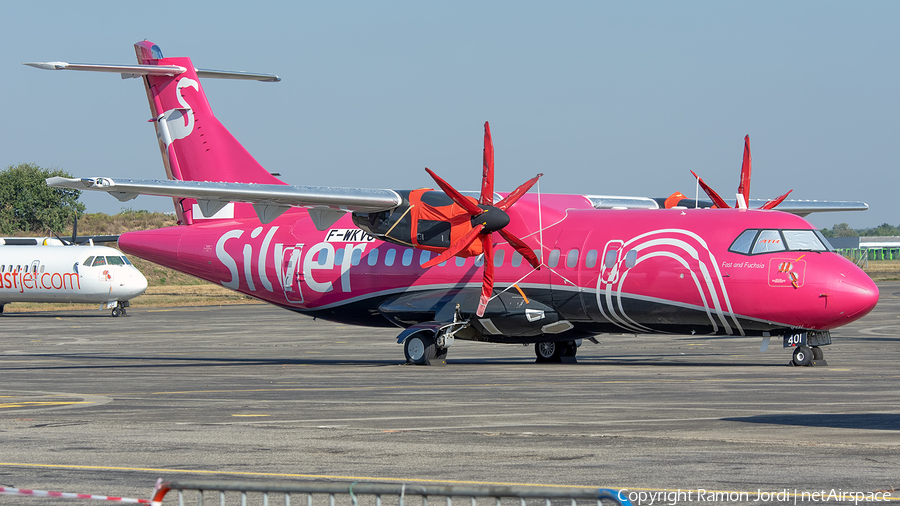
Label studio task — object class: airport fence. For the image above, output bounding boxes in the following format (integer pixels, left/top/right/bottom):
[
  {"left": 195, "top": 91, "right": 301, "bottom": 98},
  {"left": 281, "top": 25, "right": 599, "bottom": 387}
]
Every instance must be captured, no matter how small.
[{"left": 149, "top": 480, "right": 632, "bottom": 506}]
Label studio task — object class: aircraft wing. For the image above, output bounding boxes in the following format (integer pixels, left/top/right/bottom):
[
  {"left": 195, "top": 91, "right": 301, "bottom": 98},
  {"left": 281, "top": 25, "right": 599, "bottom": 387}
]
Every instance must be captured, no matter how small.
[
  {"left": 654, "top": 194, "right": 868, "bottom": 217},
  {"left": 46, "top": 177, "right": 403, "bottom": 229},
  {"left": 744, "top": 199, "right": 868, "bottom": 217}
]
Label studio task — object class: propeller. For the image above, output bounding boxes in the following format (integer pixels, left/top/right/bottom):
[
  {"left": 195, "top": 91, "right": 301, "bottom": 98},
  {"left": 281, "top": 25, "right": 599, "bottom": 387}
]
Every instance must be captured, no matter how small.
[
  {"left": 692, "top": 135, "right": 793, "bottom": 210},
  {"left": 422, "top": 121, "right": 542, "bottom": 317}
]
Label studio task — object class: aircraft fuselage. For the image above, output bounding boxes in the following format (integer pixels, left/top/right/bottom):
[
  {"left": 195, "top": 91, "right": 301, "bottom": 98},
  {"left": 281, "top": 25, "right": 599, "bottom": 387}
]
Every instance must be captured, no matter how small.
[{"left": 117, "top": 198, "right": 878, "bottom": 341}]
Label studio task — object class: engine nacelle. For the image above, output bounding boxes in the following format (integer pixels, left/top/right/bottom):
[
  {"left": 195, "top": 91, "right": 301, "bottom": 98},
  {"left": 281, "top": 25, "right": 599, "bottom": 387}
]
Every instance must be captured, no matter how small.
[{"left": 352, "top": 189, "right": 483, "bottom": 257}]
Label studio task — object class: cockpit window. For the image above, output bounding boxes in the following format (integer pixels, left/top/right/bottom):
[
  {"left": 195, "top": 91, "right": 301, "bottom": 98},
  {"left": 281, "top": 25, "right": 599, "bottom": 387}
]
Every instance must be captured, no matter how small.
[
  {"left": 121, "top": 256, "right": 133, "bottom": 265},
  {"left": 107, "top": 256, "right": 125, "bottom": 266},
  {"left": 815, "top": 231, "right": 836, "bottom": 252},
  {"left": 729, "top": 230, "right": 758, "bottom": 254},
  {"left": 83, "top": 256, "right": 95, "bottom": 266},
  {"left": 783, "top": 230, "right": 827, "bottom": 252},
  {"left": 92, "top": 256, "right": 107, "bottom": 266},
  {"left": 731, "top": 229, "right": 834, "bottom": 256},
  {"left": 752, "top": 230, "right": 786, "bottom": 254}
]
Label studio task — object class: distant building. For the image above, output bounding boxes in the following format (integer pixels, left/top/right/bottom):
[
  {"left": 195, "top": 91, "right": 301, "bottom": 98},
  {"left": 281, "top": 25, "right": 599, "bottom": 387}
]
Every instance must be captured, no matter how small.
[{"left": 829, "top": 236, "right": 900, "bottom": 261}]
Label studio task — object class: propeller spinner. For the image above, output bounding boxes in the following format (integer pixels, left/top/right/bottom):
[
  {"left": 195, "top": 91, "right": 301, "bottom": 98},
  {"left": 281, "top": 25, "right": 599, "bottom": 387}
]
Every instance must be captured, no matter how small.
[
  {"left": 692, "top": 135, "right": 793, "bottom": 210},
  {"left": 422, "top": 122, "right": 542, "bottom": 317}
]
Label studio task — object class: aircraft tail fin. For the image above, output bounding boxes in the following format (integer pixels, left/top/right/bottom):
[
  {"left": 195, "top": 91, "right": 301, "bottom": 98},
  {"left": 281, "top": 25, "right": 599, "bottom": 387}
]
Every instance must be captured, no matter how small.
[
  {"left": 26, "top": 41, "right": 286, "bottom": 225},
  {"left": 133, "top": 41, "right": 283, "bottom": 186}
]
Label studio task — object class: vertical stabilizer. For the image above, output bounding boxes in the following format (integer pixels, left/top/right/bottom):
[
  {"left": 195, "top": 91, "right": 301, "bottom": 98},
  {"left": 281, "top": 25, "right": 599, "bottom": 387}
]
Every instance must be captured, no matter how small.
[{"left": 133, "top": 41, "right": 285, "bottom": 223}]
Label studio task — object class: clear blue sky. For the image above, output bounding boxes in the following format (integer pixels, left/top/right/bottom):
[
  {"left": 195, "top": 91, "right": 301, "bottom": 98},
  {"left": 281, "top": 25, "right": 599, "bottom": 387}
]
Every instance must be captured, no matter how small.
[{"left": 2, "top": 1, "right": 897, "bottom": 230}]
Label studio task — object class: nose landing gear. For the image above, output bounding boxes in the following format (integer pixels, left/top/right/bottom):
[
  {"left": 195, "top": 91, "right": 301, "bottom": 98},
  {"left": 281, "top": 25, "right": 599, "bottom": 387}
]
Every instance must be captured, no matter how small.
[{"left": 111, "top": 301, "right": 129, "bottom": 317}]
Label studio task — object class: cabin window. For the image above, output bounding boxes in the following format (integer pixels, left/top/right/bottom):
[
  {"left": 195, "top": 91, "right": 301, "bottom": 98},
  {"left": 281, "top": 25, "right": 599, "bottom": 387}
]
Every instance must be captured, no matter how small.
[
  {"left": 0, "top": 266, "right": 4, "bottom": 272},
  {"left": 511, "top": 251, "right": 523, "bottom": 268},
  {"left": 533, "top": 249, "right": 542, "bottom": 263},
  {"left": 548, "top": 249, "right": 561, "bottom": 268},
  {"left": 334, "top": 248, "right": 345, "bottom": 266},
  {"left": 783, "top": 230, "right": 827, "bottom": 252},
  {"left": 402, "top": 249, "right": 414, "bottom": 266},
  {"left": 625, "top": 250, "right": 637, "bottom": 269},
  {"left": 419, "top": 251, "right": 431, "bottom": 266},
  {"left": 107, "top": 256, "right": 125, "bottom": 266},
  {"left": 351, "top": 248, "right": 363, "bottom": 266},
  {"left": 40, "top": 265, "right": 46, "bottom": 273},
  {"left": 585, "top": 250, "right": 598, "bottom": 269},
  {"left": 604, "top": 250, "right": 618, "bottom": 268},
  {"left": 456, "top": 256, "right": 466, "bottom": 267},
  {"left": 384, "top": 249, "right": 396, "bottom": 267},
  {"left": 751, "top": 230, "right": 785, "bottom": 254},
  {"left": 474, "top": 254, "right": 484, "bottom": 267},
  {"left": 367, "top": 248, "right": 379, "bottom": 266},
  {"left": 565, "top": 249, "right": 579, "bottom": 268},
  {"left": 494, "top": 249, "right": 505, "bottom": 267}
]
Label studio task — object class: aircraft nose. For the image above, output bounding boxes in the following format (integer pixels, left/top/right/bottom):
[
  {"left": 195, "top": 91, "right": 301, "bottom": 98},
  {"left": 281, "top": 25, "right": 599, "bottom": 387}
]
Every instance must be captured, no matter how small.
[
  {"left": 829, "top": 271, "right": 879, "bottom": 324},
  {"left": 118, "top": 268, "right": 148, "bottom": 298}
]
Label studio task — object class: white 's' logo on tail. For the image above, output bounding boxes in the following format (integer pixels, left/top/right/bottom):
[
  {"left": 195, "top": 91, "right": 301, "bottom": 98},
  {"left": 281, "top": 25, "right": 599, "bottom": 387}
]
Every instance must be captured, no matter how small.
[{"left": 155, "top": 78, "right": 199, "bottom": 146}]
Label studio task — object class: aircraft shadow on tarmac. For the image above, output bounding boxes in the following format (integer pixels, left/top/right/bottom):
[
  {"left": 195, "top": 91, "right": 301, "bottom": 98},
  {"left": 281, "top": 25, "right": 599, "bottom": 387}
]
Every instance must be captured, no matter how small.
[
  {"left": 722, "top": 413, "right": 900, "bottom": 431},
  {"left": 1, "top": 353, "right": 790, "bottom": 369},
  {"left": 1, "top": 312, "right": 123, "bottom": 318},
  {"left": 0, "top": 353, "right": 402, "bottom": 369}
]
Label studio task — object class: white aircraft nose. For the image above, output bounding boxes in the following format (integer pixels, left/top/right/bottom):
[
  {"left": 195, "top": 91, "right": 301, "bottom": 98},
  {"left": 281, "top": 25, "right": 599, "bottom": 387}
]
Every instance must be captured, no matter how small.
[{"left": 113, "top": 267, "right": 148, "bottom": 299}]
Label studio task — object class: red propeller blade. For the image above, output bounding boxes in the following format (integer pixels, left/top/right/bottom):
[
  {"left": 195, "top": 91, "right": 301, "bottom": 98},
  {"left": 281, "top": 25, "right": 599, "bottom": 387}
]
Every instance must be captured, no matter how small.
[
  {"left": 421, "top": 224, "right": 485, "bottom": 269},
  {"left": 481, "top": 121, "right": 494, "bottom": 206},
  {"left": 759, "top": 189, "right": 793, "bottom": 210},
  {"left": 498, "top": 229, "right": 540, "bottom": 269},
  {"left": 425, "top": 168, "right": 483, "bottom": 216},
  {"left": 496, "top": 173, "right": 543, "bottom": 211},
  {"left": 737, "top": 135, "right": 752, "bottom": 208},
  {"left": 477, "top": 236, "right": 494, "bottom": 317},
  {"left": 691, "top": 170, "right": 731, "bottom": 209}
]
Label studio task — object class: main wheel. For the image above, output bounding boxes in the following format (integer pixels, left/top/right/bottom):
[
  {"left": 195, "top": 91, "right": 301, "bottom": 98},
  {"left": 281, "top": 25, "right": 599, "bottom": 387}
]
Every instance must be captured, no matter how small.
[
  {"left": 792, "top": 346, "right": 812, "bottom": 366},
  {"left": 111, "top": 307, "right": 122, "bottom": 317},
  {"left": 562, "top": 340, "right": 578, "bottom": 357},
  {"left": 535, "top": 342, "right": 563, "bottom": 363},
  {"left": 404, "top": 334, "right": 437, "bottom": 365},
  {"left": 812, "top": 346, "right": 824, "bottom": 361}
]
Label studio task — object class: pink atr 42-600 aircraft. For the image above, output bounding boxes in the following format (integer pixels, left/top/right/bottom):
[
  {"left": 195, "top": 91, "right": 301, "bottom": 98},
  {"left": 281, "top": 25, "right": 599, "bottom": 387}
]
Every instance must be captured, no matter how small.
[{"left": 29, "top": 41, "right": 878, "bottom": 366}]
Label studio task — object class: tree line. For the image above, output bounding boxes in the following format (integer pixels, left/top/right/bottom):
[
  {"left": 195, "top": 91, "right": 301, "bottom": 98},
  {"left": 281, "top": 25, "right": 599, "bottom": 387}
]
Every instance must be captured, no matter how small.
[
  {"left": 819, "top": 222, "right": 900, "bottom": 238},
  {"left": 0, "top": 163, "right": 84, "bottom": 235}
]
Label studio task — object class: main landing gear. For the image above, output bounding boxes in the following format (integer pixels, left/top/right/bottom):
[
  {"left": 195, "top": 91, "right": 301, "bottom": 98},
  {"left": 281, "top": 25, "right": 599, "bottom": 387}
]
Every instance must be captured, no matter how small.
[
  {"left": 791, "top": 345, "right": 826, "bottom": 366},
  {"left": 534, "top": 340, "right": 578, "bottom": 363},
  {"left": 403, "top": 333, "right": 448, "bottom": 366}
]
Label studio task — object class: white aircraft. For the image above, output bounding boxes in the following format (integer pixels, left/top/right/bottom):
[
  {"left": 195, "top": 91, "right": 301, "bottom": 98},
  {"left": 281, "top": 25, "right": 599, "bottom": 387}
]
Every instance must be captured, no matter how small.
[{"left": 0, "top": 237, "right": 148, "bottom": 316}]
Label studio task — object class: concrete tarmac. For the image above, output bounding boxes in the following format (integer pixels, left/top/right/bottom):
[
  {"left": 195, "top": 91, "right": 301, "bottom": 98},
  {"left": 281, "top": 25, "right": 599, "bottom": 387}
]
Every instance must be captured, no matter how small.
[{"left": 1, "top": 283, "right": 898, "bottom": 504}]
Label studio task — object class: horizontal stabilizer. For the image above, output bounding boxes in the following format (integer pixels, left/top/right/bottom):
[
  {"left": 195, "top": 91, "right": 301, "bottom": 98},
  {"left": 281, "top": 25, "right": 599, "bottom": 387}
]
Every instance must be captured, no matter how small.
[{"left": 24, "top": 62, "right": 279, "bottom": 82}]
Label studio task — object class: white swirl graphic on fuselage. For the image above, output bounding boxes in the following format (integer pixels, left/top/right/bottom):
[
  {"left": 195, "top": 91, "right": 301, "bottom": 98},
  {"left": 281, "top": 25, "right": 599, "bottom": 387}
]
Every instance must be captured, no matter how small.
[{"left": 595, "top": 228, "right": 744, "bottom": 336}]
